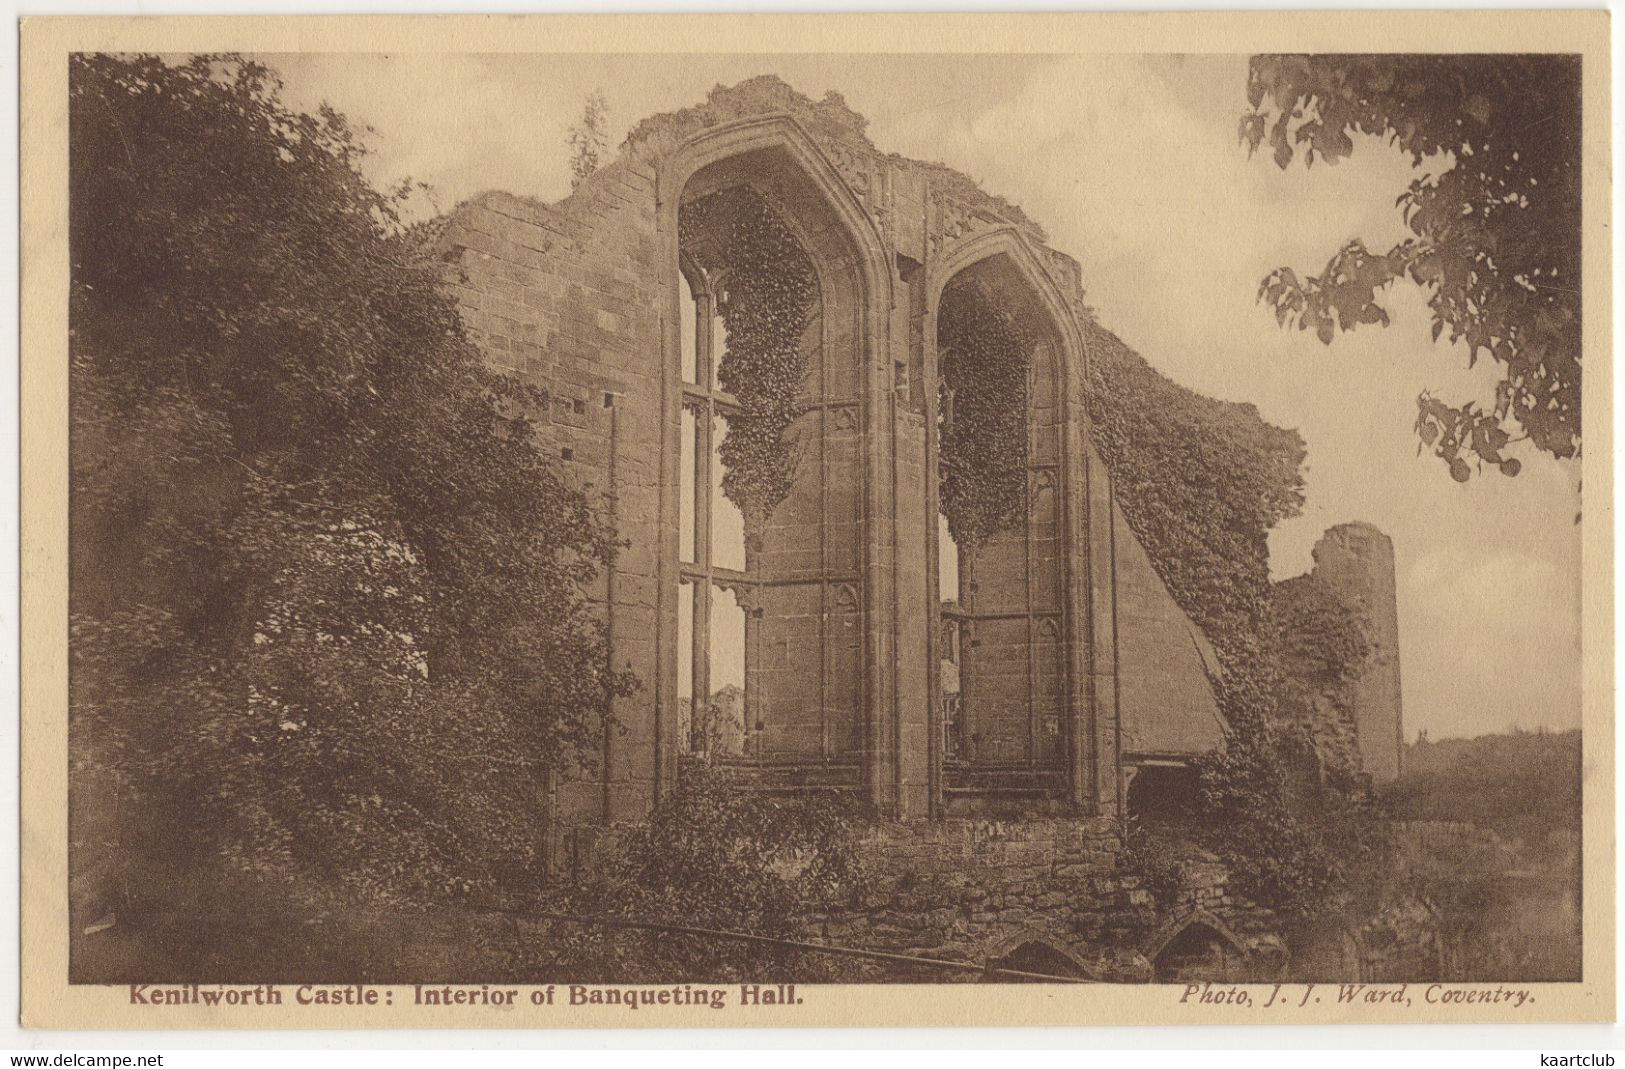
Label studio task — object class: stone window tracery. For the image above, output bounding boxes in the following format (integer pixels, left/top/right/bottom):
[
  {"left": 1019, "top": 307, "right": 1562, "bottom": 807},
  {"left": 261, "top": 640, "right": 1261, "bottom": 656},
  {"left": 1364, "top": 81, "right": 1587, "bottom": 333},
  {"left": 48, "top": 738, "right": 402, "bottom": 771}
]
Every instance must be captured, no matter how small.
[
  {"left": 935, "top": 256, "right": 1069, "bottom": 796},
  {"left": 673, "top": 154, "right": 867, "bottom": 784},
  {"left": 677, "top": 256, "right": 749, "bottom": 759}
]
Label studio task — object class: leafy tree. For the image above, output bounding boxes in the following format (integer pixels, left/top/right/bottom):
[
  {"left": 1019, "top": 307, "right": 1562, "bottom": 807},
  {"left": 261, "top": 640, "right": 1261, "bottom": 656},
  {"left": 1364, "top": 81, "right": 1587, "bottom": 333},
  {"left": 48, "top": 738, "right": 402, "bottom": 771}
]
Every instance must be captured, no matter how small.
[
  {"left": 566, "top": 90, "right": 609, "bottom": 190},
  {"left": 1242, "top": 54, "right": 1582, "bottom": 481},
  {"left": 68, "top": 53, "right": 633, "bottom": 931}
]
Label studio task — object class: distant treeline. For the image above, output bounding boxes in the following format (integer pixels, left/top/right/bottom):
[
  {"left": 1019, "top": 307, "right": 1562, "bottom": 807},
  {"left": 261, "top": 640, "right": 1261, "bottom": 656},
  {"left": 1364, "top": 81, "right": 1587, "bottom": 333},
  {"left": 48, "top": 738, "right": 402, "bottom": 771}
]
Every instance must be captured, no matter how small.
[{"left": 1384, "top": 729, "right": 1582, "bottom": 843}]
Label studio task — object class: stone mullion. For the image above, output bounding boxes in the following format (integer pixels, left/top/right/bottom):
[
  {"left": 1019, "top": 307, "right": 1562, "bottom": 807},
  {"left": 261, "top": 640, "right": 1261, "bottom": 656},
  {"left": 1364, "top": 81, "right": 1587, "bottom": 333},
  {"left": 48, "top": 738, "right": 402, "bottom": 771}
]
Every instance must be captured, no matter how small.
[
  {"left": 692, "top": 289, "right": 717, "bottom": 754},
  {"left": 922, "top": 290, "right": 943, "bottom": 815},
  {"left": 691, "top": 413, "right": 712, "bottom": 758},
  {"left": 1025, "top": 359, "right": 1039, "bottom": 769},
  {"left": 961, "top": 549, "right": 977, "bottom": 764}
]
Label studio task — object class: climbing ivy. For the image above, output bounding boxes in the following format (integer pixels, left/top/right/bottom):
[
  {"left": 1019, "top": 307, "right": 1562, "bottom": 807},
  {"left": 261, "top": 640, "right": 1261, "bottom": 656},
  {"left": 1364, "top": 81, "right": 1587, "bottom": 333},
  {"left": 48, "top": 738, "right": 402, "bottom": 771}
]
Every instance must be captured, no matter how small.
[
  {"left": 679, "top": 188, "right": 818, "bottom": 520},
  {"left": 937, "top": 275, "right": 1037, "bottom": 548},
  {"left": 1081, "top": 322, "right": 1364, "bottom": 916},
  {"left": 1084, "top": 320, "right": 1304, "bottom": 724},
  {"left": 1275, "top": 575, "right": 1375, "bottom": 776},
  {"left": 544, "top": 764, "right": 875, "bottom": 982}
]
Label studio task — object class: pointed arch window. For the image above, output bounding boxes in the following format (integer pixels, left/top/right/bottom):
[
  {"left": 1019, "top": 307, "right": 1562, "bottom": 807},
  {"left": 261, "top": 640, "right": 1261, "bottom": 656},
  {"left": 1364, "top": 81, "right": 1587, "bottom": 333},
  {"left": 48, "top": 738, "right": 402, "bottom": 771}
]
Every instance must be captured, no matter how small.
[
  {"left": 935, "top": 256, "right": 1069, "bottom": 795},
  {"left": 673, "top": 157, "right": 867, "bottom": 783}
]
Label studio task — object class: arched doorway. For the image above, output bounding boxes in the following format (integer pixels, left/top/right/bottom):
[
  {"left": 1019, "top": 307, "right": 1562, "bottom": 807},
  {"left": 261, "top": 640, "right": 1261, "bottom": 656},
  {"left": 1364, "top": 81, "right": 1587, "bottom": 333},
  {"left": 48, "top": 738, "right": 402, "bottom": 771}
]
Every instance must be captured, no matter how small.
[{"left": 1148, "top": 910, "right": 1252, "bottom": 982}]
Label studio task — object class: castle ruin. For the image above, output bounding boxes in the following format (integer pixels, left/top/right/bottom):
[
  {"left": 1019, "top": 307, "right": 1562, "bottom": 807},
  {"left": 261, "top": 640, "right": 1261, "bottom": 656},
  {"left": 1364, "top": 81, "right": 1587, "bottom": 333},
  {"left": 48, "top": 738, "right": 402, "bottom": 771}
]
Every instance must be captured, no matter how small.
[{"left": 431, "top": 77, "right": 1405, "bottom": 975}]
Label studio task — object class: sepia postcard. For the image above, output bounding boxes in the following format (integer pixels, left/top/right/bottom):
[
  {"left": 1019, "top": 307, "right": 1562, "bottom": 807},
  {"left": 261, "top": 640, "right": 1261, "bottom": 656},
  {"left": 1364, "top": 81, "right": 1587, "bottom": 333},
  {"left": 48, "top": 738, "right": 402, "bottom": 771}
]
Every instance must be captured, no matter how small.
[{"left": 18, "top": 10, "right": 1614, "bottom": 1029}]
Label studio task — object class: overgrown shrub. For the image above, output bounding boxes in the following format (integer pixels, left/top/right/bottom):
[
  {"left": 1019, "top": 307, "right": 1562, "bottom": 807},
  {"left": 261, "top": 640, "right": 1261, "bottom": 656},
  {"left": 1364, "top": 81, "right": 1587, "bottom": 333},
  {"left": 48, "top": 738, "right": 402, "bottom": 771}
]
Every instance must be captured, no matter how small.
[
  {"left": 68, "top": 52, "right": 634, "bottom": 960},
  {"left": 1119, "top": 822, "right": 1192, "bottom": 912},
  {"left": 542, "top": 767, "right": 876, "bottom": 981}
]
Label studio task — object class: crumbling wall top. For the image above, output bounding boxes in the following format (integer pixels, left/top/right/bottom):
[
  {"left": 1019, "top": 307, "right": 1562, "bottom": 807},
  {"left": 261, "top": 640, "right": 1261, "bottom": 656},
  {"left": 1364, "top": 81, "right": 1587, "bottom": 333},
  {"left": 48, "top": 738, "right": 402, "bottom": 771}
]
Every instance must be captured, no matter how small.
[{"left": 624, "top": 75, "right": 1047, "bottom": 240}]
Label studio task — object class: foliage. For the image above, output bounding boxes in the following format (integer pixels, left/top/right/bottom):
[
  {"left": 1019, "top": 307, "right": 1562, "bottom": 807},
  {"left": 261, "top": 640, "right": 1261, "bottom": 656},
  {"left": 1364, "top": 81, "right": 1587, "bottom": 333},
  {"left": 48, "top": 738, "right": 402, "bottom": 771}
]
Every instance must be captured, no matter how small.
[
  {"left": 937, "top": 275, "right": 1037, "bottom": 548},
  {"left": 1275, "top": 577, "right": 1373, "bottom": 691},
  {"left": 1084, "top": 322, "right": 1303, "bottom": 719},
  {"left": 68, "top": 53, "right": 634, "bottom": 925},
  {"left": 1242, "top": 54, "right": 1582, "bottom": 480},
  {"left": 544, "top": 766, "right": 875, "bottom": 981},
  {"left": 1119, "top": 822, "right": 1192, "bottom": 912},
  {"left": 1082, "top": 322, "right": 1367, "bottom": 915},
  {"left": 77, "top": 769, "right": 878, "bottom": 983},
  {"left": 566, "top": 90, "right": 609, "bottom": 190},
  {"left": 1387, "top": 728, "right": 1581, "bottom": 846},
  {"left": 679, "top": 187, "right": 818, "bottom": 520},
  {"left": 1273, "top": 573, "right": 1375, "bottom": 777}
]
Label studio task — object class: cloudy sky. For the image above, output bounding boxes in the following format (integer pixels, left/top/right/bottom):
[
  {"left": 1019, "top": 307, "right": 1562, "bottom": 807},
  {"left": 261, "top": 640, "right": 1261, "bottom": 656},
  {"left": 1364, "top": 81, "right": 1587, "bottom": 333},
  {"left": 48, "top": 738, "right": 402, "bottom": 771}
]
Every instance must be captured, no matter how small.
[{"left": 260, "top": 52, "right": 1583, "bottom": 740}]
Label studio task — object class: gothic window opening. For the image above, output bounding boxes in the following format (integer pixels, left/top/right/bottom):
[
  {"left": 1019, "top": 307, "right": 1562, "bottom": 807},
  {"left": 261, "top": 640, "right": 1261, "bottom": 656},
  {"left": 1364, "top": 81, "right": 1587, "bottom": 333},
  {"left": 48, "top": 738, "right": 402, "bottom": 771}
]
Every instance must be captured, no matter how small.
[
  {"left": 935, "top": 255, "right": 1068, "bottom": 795},
  {"left": 674, "top": 153, "right": 867, "bottom": 784}
]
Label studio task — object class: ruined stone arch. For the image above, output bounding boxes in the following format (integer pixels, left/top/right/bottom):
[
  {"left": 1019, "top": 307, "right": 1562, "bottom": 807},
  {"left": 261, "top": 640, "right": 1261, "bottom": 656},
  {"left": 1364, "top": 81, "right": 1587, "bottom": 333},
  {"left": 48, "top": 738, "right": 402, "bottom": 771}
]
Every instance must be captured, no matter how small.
[
  {"left": 928, "top": 226, "right": 1088, "bottom": 371},
  {"left": 1146, "top": 908, "right": 1252, "bottom": 982},
  {"left": 658, "top": 117, "right": 898, "bottom": 800},
  {"left": 657, "top": 114, "right": 893, "bottom": 305},
  {"left": 927, "top": 229, "right": 1090, "bottom": 806},
  {"left": 983, "top": 928, "right": 1099, "bottom": 981},
  {"left": 437, "top": 76, "right": 1275, "bottom": 831}
]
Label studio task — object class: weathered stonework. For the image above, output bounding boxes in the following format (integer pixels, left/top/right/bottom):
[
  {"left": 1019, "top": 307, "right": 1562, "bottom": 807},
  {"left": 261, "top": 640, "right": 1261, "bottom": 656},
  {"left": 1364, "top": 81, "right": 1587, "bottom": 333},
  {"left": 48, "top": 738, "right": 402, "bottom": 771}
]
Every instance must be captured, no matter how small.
[
  {"left": 1277, "top": 523, "right": 1405, "bottom": 782},
  {"left": 813, "top": 819, "right": 1283, "bottom": 981},
  {"left": 434, "top": 75, "right": 1233, "bottom": 831},
  {"left": 429, "top": 77, "right": 1402, "bottom": 974}
]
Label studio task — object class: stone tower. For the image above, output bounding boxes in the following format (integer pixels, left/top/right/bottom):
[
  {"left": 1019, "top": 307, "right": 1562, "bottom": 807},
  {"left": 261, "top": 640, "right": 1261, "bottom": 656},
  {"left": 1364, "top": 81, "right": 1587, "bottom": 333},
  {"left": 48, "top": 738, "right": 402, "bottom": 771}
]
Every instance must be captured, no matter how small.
[{"left": 1306, "top": 523, "right": 1405, "bottom": 781}]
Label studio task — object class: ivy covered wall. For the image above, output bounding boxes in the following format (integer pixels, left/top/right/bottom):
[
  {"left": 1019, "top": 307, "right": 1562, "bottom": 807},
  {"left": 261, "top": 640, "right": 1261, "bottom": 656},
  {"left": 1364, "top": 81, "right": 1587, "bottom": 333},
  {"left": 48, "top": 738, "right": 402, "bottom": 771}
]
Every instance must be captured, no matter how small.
[
  {"left": 1082, "top": 322, "right": 1377, "bottom": 917},
  {"left": 1083, "top": 319, "right": 1307, "bottom": 715}
]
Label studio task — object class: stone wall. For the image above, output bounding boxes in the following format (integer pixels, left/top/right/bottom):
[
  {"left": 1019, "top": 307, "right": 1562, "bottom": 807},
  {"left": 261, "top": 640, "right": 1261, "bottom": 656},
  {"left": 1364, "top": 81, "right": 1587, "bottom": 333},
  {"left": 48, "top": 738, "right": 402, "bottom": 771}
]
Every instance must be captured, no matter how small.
[
  {"left": 563, "top": 816, "right": 1284, "bottom": 982},
  {"left": 436, "top": 172, "right": 668, "bottom": 828},
  {"left": 1112, "top": 501, "right": 1228, "bottom": 761},
  {"left": 1276, "top": 523, "right": 1404, "bottom": 781},
  {"left": 810, "top": 817, "right": 1140, "bottom": 977},
  {"left": 1312, "top": 524, "right": 1404, "bottom": 780}
]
